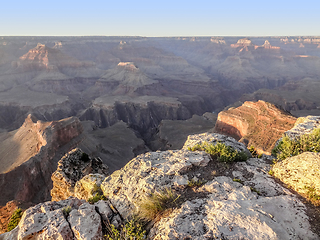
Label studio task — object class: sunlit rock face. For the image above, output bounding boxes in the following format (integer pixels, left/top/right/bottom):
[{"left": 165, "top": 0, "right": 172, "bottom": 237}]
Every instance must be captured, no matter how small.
[
  {"left": 0, "top": 115, "right": 83, "bottom": 205},
  {"left": 214, "top": 101, "right": 296, "bottom": 154}
]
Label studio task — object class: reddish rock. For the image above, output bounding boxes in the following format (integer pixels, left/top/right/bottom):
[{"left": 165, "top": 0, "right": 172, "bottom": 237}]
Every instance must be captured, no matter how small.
[
  {"left": 0, "top": 115, "right": 83, "bottom": 205},
  {"left": 214, "top": 101, "right": 296, "bottom": 154}
]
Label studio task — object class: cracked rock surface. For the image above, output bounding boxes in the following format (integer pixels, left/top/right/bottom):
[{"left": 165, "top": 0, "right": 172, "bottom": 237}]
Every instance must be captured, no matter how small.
[
  {"left": 0, "top": 197, "right": 122, "bottom": 240},
  {"left": 1, "top": 133, "right": 319, "bottom": 239}
]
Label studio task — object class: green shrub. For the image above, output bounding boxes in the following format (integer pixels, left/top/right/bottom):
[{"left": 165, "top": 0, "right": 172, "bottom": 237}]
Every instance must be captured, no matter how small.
[
  {"left": 305, "top": 186, "right": 320, "bottom": 201},
  {"left": 88, "top": 193, "right": 107, "bottom": 204},
  {"left": 268, "top": 170, "right": 274, "bottom": 176},
  {"left": 7, "top": 208, "right": 23, "bottom": 232},
  {"left": 187, "top": 179, "right": 207, "bottom": 188},
  {"left": 250, "top": 187, "right": 261, "bottom": 195},
  {"left": 88, "top": 184, "right": 106, "bottom": 204},
  {"left": 62, "top": 206, "right": 72, "bottom": 217},
  {"left": 249, "top": 146, "right": 258, "bottom": 158},
  {"left": 138, "top": 187, "right": 180, "bottom": 221},
  {"left": 272, "top": 128, "right": 320, "bottom": 160},
  {"left": 189, "top": 142, "right": 248, "bottom": 163},
  {"left": 232, "top": 178, "right": 243, "bottom": 184},
  {"left": 105, "top": 218, "right": 146, "bottom": 240}
]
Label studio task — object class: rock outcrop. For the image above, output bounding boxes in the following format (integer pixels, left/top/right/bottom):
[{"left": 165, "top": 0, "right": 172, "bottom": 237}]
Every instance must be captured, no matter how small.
[
  {"left": 282, "top": 115, "right": 320, "bottom": 140},
  {"left": 0, "top": 197, "right": 122, "bottom": 240},
  {"left": 273, "top": 152, "right": 320, "bottom": 199},
  {"left": 51, "top": 148, "right": 109, "bottom": 201},
  {"left": 98, "top": 133, "right": 316, "bottom": 239},
  {"left": 1, "top": 132, "right": 318, "bottom": 239},
  {"left": 0, "top": 115, "right": 83, "bottom": 205},
  {"left": 214, "top": 100, "right": 296, "bottom": 154}
]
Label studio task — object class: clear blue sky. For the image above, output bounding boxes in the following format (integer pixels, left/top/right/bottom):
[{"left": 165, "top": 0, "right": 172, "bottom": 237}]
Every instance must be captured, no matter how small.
[{"left": 1, "top": 0, "right": 319, "bottom": 36}]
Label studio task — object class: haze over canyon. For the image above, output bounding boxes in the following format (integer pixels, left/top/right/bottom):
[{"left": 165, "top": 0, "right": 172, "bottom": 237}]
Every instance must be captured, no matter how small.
[{"left": 1, "top": 36, "right": 320, "bottom": 238}]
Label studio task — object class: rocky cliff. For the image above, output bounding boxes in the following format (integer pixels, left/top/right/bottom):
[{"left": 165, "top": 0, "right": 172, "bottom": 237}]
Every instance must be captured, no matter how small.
[
  {"left": 2, "top": 132, "right": 318, "bottom": 239},
  {"left": 214, "top": 100, "right": 296, "bottom": 154},
  {"left": 0, "top": 115, "right": 83, "bottom": 205}
]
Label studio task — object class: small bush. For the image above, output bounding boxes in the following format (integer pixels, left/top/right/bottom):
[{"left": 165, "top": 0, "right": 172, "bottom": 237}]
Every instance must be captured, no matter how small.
[
  {"left": 88, "top": 193, "right": 107, "bottom": 204},
  {"left": 232, "top": 178, "right": 243, "bottom": 184},
  {"left": 189, "top": 142, "right": 248, "bottom": 163},
  {"left": 138, "top": 187, "right": 180, "bottom": 221},
  {"left": 268, "top": 170, "right": 274, "bottom": 176},
  {"left": 105, "top": 218, "right": 146, "bottom": 240},
  {"left": 7, "top": 208, "right": 23, "bottom": 232},
  {"left": 250, "top": 187, "right": 261, "bottom": 195},
  {"left": 88, "top": 184, "right": 106, "bottom": 204},
  {"left": 305, "top": 186, "right": 320, "bottom": 201},
  {"left": 272, "top": 128, "right": 320, "bottom": 160},
  {"left": 249, "top": 146, "right": 258, "bottom": 158},
  {"left": 187, "top": 179, "right": 207, "bottom": 188},
  {"left": 62, "top": 206, "right": 72, "bottom": 217}
]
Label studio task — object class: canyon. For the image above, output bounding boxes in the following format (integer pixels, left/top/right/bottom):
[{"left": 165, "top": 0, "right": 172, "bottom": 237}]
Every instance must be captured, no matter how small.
[{"left": 1, "top": 36, "right": 320, "bottom": 237}]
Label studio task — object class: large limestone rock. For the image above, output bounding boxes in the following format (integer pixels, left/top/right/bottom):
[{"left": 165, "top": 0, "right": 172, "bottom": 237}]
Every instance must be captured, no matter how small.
[
  {"left": 0, "top": 197, "right": 119, "bottom": 240},
  {"left": 51, "top": 148, "right": 109, "bottom": 201},
  {"left": 182, "top": 132, "right": 250, "bottom": 155},
  {"left": 283, "top": 115, "right": 320, "bottom": 140},
  {"left": 273, "top": 152, "right": 320, "bottom": 198},
  {"left": 149, "top": 177, "right": 314, "bottom": 240},
  {"left": 100, "top": 133, "right": 316, "bottom": 239},
  {"left": 214, "top": 100, "right": 296, "bottom": 154},
  {"left": 101, "top": 149, "right": 211, "bottom": 218}
]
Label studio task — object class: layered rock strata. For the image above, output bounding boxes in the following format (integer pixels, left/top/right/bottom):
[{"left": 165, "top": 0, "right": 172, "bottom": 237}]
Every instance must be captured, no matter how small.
[
  {"left": 214, "top": 100, "right": 296, "bottom": 154},
  {"left": 0, "top": 115, "right": 83, "bottom": 205}
]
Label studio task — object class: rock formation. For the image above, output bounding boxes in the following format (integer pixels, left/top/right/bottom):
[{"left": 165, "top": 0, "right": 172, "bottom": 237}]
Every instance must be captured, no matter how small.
[
  {"left": 51, "top": 148, "right": 109, "bottom": 201},
  {"left": 1, "top": 132, "right": 319, "bottom": 239},
  {"left": 0, "top": 115, "right": 83, "bottom": 205},
  {"left": 281, "top": 115, "right": 320, "bottom": 140},
  {"left": 272, "top": 116, "right": 320, "bottom": 200},
  {"left": 0, "top": 197, "right": 122, "bottom": 240},
  {"left": 273, "top": 152, "right": 320, "bottom": 199},
  {"left": 214, "top": 100, "right": 296, "bottom": 154}
]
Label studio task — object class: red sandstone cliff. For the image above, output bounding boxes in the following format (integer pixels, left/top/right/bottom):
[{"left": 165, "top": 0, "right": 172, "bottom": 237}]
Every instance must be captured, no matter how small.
[{"left": 214, "top": 101, "right": 296, "bottom": 154}]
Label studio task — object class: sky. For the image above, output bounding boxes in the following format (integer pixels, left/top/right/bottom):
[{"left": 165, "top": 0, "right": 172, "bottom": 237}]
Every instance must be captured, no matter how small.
[{"left": 1, "top": 0, "right": 320, "bottom": 37}]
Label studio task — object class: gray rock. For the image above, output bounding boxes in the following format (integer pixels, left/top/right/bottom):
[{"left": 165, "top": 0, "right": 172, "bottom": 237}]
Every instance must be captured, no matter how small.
[
  {"left": 282, "top": 115, "right": 320, "bottom": 140},
  {"left": 273, "top": 152, "right": 320, "bottom": 197},
  {"left": 182, "top": 132, "right": 251, "bottom": 156},
  {"left": 68, "top": 202, "right": 102, "bottom": 240}
]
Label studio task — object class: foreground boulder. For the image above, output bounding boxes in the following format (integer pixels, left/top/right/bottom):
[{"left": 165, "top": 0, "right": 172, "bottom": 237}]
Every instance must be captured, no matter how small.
[
  {"left": 0, "top": 197, "right": 122, "bottom": 240},
  {"left": 281, "top": 115, "right": 320, "bottom": 140},
  {"left": 273, "top": 152, "right": 320, "bottom": 200}
]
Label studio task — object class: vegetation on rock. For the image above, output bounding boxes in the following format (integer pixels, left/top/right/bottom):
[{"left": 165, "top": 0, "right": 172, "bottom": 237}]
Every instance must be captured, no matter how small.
[
  {"left": 88, "top": 184, "right": 107, "bottom": 204},
  {"left": 272, "top": 128, "right": 320, "bottom": 160},
  {"left": 62, "top": 206, "right": 72, "bottom": 217},
  {"left": 7, "top": 208, "right": 23, "bottom": 232},
  {"left": 105, "top": 218, "right": 146, "bottom": 240},
  {"left": 138, "top": 187, "right": 180, "bottom": 221},
  {"left": 189, "top": 142, "right": 248, "bottom": 162},
  {"left": 187, "top": 178, "right": 207, "bottom": 188}
]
